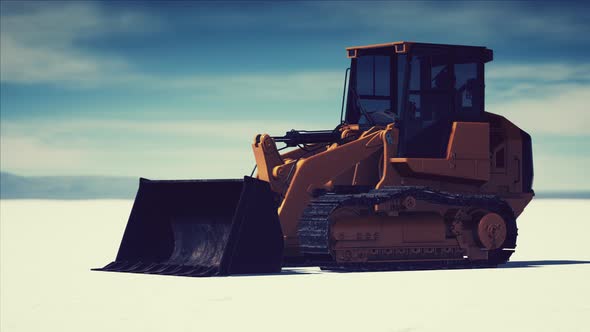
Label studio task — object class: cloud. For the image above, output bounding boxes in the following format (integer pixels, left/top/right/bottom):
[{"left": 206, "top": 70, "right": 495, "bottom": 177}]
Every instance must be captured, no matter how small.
[
  {"left": 0, "top": 2, "right": 154, "bottom": 85},
  {"left": 2, "top": 115, "right": 588, "bottom": 190},
  {"left": 291, "top": 2, "right": 590, "bottom": 43},
  {"left": 0, "top": 118, "right": 329, "bottom": 178},
  {"left": 0, "top": 136, "right": 87, "bottom": 175},
  {"left": 1, "top": 2, "right": 588, "bottom": 189},
  {"left": 153, "top": 2, "right": 589, "bottom": 44},
  {"left": 4, "top": 1, "right": 589, "bottom": 88},
  {"left": 487, "top": 63, "right": 590, "bottom": 82},
  {"left": 0, "top": 133, "right": 253, "bottom": 178},
  {"left": 0, "top": 34, "right": 128, "bottom": 85},
  {"left": 158, "top": 71, "right": 343, "bottom": 102},
  {"left": 532, "top": 153, "right": 590, "bottom": 191},
  {"left": 0, "top": 2, "right": 344, "bottom": 101},
  {"left": 1, "top": 118, "right": 327, "bottom": 144},
  {"left": 485, "top": 62, "right": 590, "bottom": 136},
  {"left": 2, "top": 82, "right": 589, "bottom": 189},
  {"left": 488, "top": 84, "right": 590, "bottom": 136}
]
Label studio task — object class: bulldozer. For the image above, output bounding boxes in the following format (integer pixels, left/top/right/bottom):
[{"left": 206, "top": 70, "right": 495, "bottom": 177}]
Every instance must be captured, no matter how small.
[{"left": 95, "top": 41, "right": 534, "bottom": 277}]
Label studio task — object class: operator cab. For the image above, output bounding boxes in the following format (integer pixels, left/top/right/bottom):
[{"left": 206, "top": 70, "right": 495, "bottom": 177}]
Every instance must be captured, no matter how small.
[{"left": 344, "top": 41, "right": 493, "bottom": 158}]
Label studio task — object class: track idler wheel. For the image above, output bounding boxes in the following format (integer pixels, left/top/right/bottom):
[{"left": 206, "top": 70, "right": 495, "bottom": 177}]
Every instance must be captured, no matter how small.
[{"left": 475, "top": 212, "right": 507, "bottom": 250}]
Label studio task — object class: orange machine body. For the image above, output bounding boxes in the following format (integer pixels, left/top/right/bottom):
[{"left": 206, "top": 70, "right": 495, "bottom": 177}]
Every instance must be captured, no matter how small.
[
  {"left": 97, "top": 41, "right": 533, "bottom": 277},
  {"left": 253, "top": 41, "right": 533, "bottom": 266}
]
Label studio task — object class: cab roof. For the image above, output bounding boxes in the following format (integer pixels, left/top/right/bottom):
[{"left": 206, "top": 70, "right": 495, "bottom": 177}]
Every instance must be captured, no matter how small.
[{"left": 346, "top": 41, "right": 493, "bottom": 62}]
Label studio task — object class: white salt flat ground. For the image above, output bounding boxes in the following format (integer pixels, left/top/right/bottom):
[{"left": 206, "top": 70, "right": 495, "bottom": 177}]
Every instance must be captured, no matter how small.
[{"left": 1, "top": 199, "right": 589, "bottom": 332}]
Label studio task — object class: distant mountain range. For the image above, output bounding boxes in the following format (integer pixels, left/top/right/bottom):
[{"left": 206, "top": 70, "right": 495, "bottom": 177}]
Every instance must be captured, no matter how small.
[{"left": 0, "top": 171, "right": 588, "bottom": 199}]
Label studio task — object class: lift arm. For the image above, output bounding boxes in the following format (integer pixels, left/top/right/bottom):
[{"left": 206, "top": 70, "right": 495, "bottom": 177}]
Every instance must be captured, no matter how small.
[{"left": 276, "top": 128, "right": 393, "bottom": 245}]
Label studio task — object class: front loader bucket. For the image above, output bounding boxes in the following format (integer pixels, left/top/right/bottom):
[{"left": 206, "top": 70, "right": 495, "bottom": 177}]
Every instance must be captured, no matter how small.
[{"left": 94, "top": 176, "right": 284, "bottom": 277}]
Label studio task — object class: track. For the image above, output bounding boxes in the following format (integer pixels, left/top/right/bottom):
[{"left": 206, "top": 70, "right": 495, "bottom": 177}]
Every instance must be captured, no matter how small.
[{"left": 297, "top": 186, "right": 517, "bottom": 271}]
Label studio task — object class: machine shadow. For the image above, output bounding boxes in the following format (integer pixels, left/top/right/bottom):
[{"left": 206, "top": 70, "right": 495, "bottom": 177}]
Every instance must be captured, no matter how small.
[
  {"left": 230, "top": 267, "right": 320, "bottom": 277},
  {"left": 500, "top": 260, "right": 590, "bottom": 269},
  {"left": 227, "top": 260, "right": 590, "bottom": 277}
]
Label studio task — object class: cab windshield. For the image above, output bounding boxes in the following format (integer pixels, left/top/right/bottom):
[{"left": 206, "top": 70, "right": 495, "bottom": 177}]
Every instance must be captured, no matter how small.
[{"left": 345, "top": 50, "right": 405, "bottom": 126}]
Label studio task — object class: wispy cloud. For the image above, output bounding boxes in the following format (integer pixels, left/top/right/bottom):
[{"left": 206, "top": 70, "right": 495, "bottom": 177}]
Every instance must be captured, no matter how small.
[
  {"left": 0, "top": 118, "right": 328, "bottom": 178},
  {"left": 347, "top": 2, "right": 590, "bottom": 42},
  {"left": 0, "top": 118, "right": 326, "bottom": 144},
  {"left": 4, "top": 2, "right": 589, "bottom": 88},
  {"left": 533, "top": 153, "right": 590, "bottom": 190},
  {"left": 151, "top": 2, "right": 590, "bottom": 44},
  {"left": 158, "top": 71, "right": 344, "bottom": 102},
  {"left": 1, "top": 1, "right": 588, "bottom": 190},
  {"left": 488, "top": 84, "right": 590, "bottom": 136},
  {"left": 0, "top": 133, "right": 253, "bottom": 179},
  {"left": 0, "top": 2, "right": 344, "bottom": 101},
  {"left": 487, "top": 63, "right": 590, "bottom": 82},
  {"left": 486, "top": 62, "right": 590, "bottom": 136},
  {"left": 0, "top": 136, "right": 88, "bottom": 174},
  {"left": 2, "top": 111, "right": 588, "bottom": 189},
  {"left": 0, "top": 2, "right": 155, "bottom": 85},
  {"left": 0, "top": 34, "right": 128, "bottom": 85}
]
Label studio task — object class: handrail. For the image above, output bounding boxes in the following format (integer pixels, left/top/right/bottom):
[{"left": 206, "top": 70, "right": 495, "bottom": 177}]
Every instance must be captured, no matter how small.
[
  {"left": 349, "top": 86, "right": 376, "bottom": 126},
  {"left": 340, "top": 67, "right": 350, "bottom": 124}
]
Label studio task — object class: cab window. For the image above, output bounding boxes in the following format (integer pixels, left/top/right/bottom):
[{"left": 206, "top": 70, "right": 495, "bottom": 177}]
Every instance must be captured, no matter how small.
[{"left": 354, "top": 55, "right": 394, "bottom": 125}]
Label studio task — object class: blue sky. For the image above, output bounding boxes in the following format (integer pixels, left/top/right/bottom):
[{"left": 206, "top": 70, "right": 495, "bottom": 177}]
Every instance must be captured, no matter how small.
[{"left": 1, "top": 1, "right": 589, "bottom": 190}]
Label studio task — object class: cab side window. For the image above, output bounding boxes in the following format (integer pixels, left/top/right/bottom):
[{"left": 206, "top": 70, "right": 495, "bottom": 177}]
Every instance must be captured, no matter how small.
[
  {"left": 356, "top": 55, "right": 391, "bottom": 97},
  {"left": 402, "top": 51, "right": 453, "bottom": 158},
  {"left": 400, "top": 48, "right": 485, "bottom": 158},
  {"left": 354, "top": 55, "right": 394, "bottom": 125},
  {"left": 454, "top": 62, "right": 483, "bottom": 118}
]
